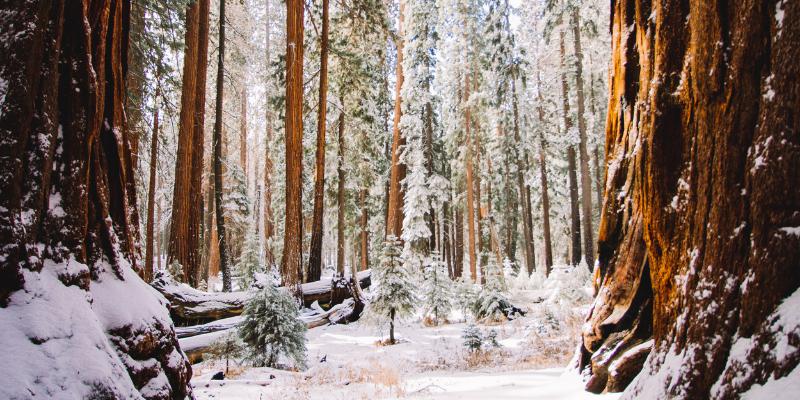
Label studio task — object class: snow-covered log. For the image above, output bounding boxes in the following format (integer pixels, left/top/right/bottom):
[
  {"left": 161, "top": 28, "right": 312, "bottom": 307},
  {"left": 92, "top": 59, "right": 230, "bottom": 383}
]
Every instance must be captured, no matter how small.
[
  {"left": 153, "top": 270, "right": 372, "bottom": 325},
  {"left": 182, "top": 299, "right": 360, "bottom": 363}
]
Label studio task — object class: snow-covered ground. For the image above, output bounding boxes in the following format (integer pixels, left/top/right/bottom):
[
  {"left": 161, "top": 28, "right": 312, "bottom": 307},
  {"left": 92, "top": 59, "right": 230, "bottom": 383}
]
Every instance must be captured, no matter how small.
[{"left": 190, "top": 266, "right": 617, "bottom": 399}]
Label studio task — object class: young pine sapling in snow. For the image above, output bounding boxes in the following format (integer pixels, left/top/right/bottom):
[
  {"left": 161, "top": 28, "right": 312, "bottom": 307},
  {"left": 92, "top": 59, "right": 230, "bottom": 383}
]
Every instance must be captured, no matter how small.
[
  {"left": 472, "top": 259, "right": 516, "bottom": 323},
  {"left": 238, "top": 283, "right": 307, "bottom": 369},
  {"left": 370, "top": 236, "right": 417, "bottom": 344},
  {"left": 422, "top": 251, "right": 453, "bottom": 325},
  {"left": 236, "top": 223, "right": 263, "bottom": 289},
  {"left": 454, "top": 277, "right": 478, "bottom": 322},
  {"left": 462, "top": 324, "right": 483, "bottom": 352}
]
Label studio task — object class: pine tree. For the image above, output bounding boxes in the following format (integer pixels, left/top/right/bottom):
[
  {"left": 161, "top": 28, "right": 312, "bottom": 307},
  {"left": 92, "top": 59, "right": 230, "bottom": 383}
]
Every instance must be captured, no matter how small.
[
  {"left": 236, "top": 223, "right": 263, "bottom": 289},
  {"left": 422, "top": 252, "right": 452, "bottom": 325},
  {"left": 461, "top": 324, "right": 483, "bottom": 352},
  {"left": 370, "top": 236, "right": 417, "bottom": 344},
  {"left": 239, "top": 284, "right": 307, "bottom": 369}
]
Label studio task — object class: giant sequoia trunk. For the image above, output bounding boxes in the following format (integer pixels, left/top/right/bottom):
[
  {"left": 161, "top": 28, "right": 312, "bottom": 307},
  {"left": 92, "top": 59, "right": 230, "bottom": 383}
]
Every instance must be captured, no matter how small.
[
  {"left": 282, "top": 0, "right": 306, "bottom": 294},
  {"left": 0, "top": 2, "right": 191, "bottom": 397},
  {"left": 169, "top": 0, "right": 209, "bottom": 286},
  {"left": 580, "top": 1, "right": 800, "bottom": 398}
]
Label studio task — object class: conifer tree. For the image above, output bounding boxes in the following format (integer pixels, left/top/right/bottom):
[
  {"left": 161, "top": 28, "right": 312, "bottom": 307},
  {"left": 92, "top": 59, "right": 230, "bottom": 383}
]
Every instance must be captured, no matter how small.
[
  {"left": 422, "top": 252, "right": 452, "bottom": 325},
  {"left": 239, "top": 283, "right": 308, "bottom": 368},
  {"left": 370, "top": 236, "right": 417, "bottom": 344}
]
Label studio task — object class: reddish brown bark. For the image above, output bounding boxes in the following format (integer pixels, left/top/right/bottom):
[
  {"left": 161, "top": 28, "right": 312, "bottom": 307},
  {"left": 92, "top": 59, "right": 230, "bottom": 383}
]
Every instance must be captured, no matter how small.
[
  {"left": 535, "top": 69, "right": 554, "bottom": 274},
  {"left": 144, "top": 80, "right": 161, "bottom": 282},
  {"left": 464, "top": 73, "right": 478, "bottom": 283},
  {"left": 581, "top": 1, "right": 800, "bottom": 397},
  {"left": 307, "top": 0, "right": 330, "bottom": 282},
  {"left": 0, "top": 1, "right": 191, "bottom": 397},
  {"left": 386, "top": 0, "right": 406, "bottom": 239},
  {"left": 281, "top": 0, "right": 305, "bottom": 294},
  {"left": 336, "top": 110, "right": 346, "bottom": 276},
  {"left": 169, "top": 0, "right": 209, "bottom": 286},
  {"left": 263, "top": 0, "right": 275, "bottom": 267}
]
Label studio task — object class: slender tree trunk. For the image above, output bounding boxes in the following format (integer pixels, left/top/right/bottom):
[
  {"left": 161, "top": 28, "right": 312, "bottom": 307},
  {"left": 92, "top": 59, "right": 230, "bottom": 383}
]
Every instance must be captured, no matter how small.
[
  {"left": 454, "top": 206, "right": 464, "bottom": 279},
  {"left": 559, "top": 30, "right": 582, "bottom": 267},
  {"left": 589, "top": 73, "right": 603, "bottom": 209},
  {"left": 263, "top": 0, "right": 275, "bottom": 268},
  {"left": 336, "top": 110, "right": 346, "bottom": 276},
  {"left": 144, "top": 80, "right": 161, "bottom": 282},
  {"left": 582, "top": 1, "right": 800, "bottom": 397},
  {"left": 0, "top": 2, "right": 191, "bottom": 395},
  {"left": 240, "top": 86, "right": 248, "bottom": 177},
  {"left": 511, "top": 79, "right": 535, "bottom": 273},
  {"left": 127, "top": 0, "right": 146, "bottom": 166},
  {"left": 535, "top": 69, "right": 554, "bottom": 274},
  {"left": 386, "top": 0, "right": 406, "bottom": 239},
  {"left": 464, "top": 73, "right": 478, "bottom": 283},
  {"left": 282, "top": 0, "right": 305, "bottom": 294},
  {"left": 571, "top": 8, "right": 594, "bottom": 264},
  {"left": 308, "top": 0, "right": 330, "bottom": 282},
  {"left": 213, "top": 0, "right": 231, "bottom": 292},
  {"left": 360, "top": 189, "right": 369, "bottom": 271}
]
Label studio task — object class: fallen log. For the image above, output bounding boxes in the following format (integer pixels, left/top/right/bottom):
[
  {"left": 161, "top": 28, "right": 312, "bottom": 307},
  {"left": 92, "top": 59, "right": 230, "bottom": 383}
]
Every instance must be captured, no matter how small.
[
  {"left": 152, "top": 270, "right": 371, "bottom": 325},
  {"left": 182, "top": 299, "right": 360, "bottom": 364}
]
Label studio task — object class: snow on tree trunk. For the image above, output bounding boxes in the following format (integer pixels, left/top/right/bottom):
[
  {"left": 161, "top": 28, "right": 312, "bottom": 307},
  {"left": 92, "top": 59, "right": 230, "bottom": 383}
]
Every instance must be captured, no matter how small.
[
  {"left": 0, "top": 2, "right": 191, "bottom": 397},
  {"left": 580, "top": 1, "right": 800, "bottom": 397}
]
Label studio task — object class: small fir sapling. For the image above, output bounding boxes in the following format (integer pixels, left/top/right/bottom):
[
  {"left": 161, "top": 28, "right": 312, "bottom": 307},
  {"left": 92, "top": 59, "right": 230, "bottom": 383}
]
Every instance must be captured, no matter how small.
[
  {"left": 472, "top": 259, "right": 515, "bottom": 322},
  {"left": 238, "top": 283, "right": 307, "bottom": 369},
  {"left": 370, "top": 236, "right": 417, "bottom": 344},
  {"left": 167, "top": 259, "right": 185, "bottom": 283},
  {"left": 462, "top": 324, "right": 483, "bottom": 352},
  {"left": 454, "top": 277, "right": 478, "bottom": 321},
  {"left": 422, "top": 251, "right": 453, "bottom": 325},
  {"left": 236, "top": 223, "right": 263, "bottom": 289}
]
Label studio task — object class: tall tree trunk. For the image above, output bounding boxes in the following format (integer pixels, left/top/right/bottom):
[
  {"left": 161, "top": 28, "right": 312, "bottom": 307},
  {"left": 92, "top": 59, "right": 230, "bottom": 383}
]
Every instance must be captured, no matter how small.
[
  {"left": 559, "top": 29, "right": 583, "bottom": 267},
  {"left": 190, "top": 0, "right": 210, "bottom": 285},
  {"left": 169, "top": 0, "right": 208, "bottom": 286},
  {"left": 336, "top": 110, "right": 346, "bottom": 276},
  {"left": 360, "top": 189, "right": 369, "bottom": 271},
  {"left": 571, "top": 8, "right": 595, "bottom": 264},
  {"left": 0, "top": 2, "right": 192, "bottom": 396},
  {"left": 307, "top": 0, "right": 330, "bottom": 282},
  {"left": 535, "top": 69, "right": 554, "bottom": 274},
  {"left": 240, "top": 86, "right": 248, "bottom": 178},
  {"left": 454, "top": 206, "right": 464, "bottom": 279},
  {"left": 282, "top": 0, "right": 305, "bottom": 294},
  {"left": 144, "top": 79, "right": 161, "bottom": 282},
  {"left": 213, "top": 0, "right": 231, "bottom": 292},
  {"left": 581, "top": 1, "right": 800, "bottom": 397},
  {"left": 386, "top": 0, "right": 406, "bottom": 239},
  {"left": 263, "top": 0, "right": 275, "bottom": 267},
  {"left": 589, "top": 73, "right": 603, "bottom": 209},
  {"left": 464, "top": 73, "right": 478, "bottom": 283},
  {"left": 511, "top": 79, "right": 535, "bottom": 274},
  {"left": 127, "top": 0, "right": 146, "bottom": 166}
]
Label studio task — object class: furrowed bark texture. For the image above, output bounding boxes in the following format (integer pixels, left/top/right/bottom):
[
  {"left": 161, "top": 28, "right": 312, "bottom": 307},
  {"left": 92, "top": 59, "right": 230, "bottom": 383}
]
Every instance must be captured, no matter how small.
[
  {"left": 282, "top": 0, "right": 305, "bottom": 294},
  {"left": 0, "top": 1, "right": 191, "bottom": 397},
  {"left": 581, "top": 1, "right": 800, "bottom": 398},
  {"left": 168, "top": 0, "right": 209, "bottom": 286}
]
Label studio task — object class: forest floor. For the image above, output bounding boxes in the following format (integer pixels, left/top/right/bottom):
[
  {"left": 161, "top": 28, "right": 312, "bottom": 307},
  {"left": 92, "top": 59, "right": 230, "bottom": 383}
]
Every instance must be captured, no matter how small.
[{"left": 190, "top": 266, "right": 619, "bottom": 400}]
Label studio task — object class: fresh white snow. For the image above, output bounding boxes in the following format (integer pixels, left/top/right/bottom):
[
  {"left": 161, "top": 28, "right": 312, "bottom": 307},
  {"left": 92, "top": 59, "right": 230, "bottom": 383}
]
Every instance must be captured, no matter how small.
[{"left": 190, "top": 266, "right": 614, "bottom": 399}]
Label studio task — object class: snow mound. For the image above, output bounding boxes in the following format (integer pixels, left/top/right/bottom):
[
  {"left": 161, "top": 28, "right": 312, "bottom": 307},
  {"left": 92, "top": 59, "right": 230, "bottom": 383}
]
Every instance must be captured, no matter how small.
[{"left": 0, "top": 259, "right": 191, "bottom": 399}]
